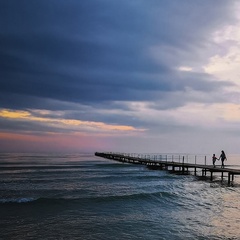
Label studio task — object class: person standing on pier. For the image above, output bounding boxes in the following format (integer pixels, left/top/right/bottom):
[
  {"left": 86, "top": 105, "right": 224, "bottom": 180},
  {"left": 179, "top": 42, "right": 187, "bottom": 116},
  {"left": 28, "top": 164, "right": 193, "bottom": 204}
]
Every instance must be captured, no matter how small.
[
  {"left": 212, "top": 154, "right": 218, "bottom": 167},
  {"left": 219, "top": 150, "right": 227, "bottom": 168}
]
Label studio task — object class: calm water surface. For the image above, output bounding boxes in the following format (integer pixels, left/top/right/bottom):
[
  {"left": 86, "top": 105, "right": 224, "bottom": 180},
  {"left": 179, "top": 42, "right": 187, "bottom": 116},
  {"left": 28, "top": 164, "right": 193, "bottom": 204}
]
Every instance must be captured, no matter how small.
[{"left": 1, "top": 153, "right": 240, "bottom": 240}]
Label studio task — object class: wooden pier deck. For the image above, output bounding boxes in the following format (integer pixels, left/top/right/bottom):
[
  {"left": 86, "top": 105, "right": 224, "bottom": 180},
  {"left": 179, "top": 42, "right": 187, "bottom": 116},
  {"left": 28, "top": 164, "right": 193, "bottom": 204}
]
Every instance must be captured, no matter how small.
[{"left": 95, "top": 152, "right": 240, "bottom": 185}]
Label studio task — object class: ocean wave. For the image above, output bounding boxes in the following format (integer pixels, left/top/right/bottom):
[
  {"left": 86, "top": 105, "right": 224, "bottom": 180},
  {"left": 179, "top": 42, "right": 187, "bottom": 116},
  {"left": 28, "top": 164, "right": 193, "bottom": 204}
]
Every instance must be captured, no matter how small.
[
  {"left": 0, "top": 191, "right": 177, "bottom": 205},
  {"left": 89, "top": 191, "right": 176, "bottom": 202}
]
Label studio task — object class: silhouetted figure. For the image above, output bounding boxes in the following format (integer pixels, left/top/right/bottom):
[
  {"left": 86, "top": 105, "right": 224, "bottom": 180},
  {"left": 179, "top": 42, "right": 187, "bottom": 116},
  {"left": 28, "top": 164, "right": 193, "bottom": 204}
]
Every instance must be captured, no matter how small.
[
  {"left": 212, "top": 154, "right": 218, "bottom": 167},
  {"left": 219, "top": 150, "right": 227, "bottom": 168}
]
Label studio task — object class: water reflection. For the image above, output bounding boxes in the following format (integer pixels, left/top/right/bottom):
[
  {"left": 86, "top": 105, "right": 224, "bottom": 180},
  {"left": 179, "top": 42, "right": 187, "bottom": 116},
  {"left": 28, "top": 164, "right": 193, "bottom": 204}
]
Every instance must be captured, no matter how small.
[{"left": 212, "top": 190, "right": 240, "bottom": 239}]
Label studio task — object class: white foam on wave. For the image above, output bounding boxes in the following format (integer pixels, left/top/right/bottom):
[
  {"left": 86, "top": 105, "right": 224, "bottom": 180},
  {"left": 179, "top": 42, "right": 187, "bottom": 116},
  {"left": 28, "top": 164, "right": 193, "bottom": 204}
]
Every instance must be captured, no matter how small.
[{"left": 0, "top": 197, "right": 36, "bottom": 203}]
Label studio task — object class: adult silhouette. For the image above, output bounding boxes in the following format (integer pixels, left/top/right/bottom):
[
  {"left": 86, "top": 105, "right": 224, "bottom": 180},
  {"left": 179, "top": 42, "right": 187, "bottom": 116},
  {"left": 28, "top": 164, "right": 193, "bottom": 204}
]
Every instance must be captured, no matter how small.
[{"left": 219, "top": 150, "right": 227, "bottom": 168}]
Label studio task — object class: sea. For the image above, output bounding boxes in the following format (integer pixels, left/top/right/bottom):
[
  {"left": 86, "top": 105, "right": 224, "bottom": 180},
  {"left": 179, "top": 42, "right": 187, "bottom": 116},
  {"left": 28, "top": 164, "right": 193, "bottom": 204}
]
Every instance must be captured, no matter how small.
[{"left": 1, "top": 152, "right": 240, "bottom": 240}]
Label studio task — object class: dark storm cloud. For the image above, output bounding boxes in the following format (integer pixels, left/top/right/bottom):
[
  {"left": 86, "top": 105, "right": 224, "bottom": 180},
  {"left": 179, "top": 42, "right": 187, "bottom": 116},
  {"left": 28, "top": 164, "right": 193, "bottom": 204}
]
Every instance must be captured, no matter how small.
[{"left": 0, "top": 0, "right": 237, "bottom": 111}]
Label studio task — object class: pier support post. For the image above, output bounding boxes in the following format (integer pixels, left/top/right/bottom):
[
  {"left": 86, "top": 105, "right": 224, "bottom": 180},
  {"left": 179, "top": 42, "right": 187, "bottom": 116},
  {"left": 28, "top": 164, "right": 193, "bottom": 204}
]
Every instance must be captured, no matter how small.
[
  {"left": 227, "top": 173, "right": 234, "bottom": 185},
  {"left": 182, "top": 156, "right": 185, "bottom": 174}
]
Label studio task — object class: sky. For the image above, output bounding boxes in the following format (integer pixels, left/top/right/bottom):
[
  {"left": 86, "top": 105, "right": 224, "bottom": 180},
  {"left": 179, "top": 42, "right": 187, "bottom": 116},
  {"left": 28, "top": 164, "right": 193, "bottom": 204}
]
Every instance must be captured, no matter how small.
[{"left": 1, "top": 0, "right": 240, "bottom": 154}]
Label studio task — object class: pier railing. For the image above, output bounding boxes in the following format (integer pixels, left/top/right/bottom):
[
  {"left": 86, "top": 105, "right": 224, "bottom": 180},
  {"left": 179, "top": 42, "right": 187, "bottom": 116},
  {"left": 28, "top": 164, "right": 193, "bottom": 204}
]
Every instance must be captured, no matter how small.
[{"left": 104, "top": 152, "right": 211, "bottom": 165}]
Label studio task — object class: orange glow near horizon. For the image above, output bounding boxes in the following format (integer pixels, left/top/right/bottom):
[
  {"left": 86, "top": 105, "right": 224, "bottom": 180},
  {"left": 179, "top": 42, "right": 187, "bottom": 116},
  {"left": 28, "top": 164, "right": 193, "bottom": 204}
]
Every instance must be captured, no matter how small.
[
  {"left": 0, "top": 108, "right": 145, "bottom": 152},
  {"left": 0, "top": 109, "right": 145, "bottom": 133},
  {"left": 0, "top": 109, "right": 30, "bottom": 118}
]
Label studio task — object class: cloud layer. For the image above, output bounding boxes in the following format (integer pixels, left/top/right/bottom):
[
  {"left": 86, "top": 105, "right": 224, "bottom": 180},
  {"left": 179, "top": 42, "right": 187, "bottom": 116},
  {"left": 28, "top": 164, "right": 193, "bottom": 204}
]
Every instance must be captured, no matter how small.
[{"left": 1, "top": 0, "right": 240, "bottom": 153}]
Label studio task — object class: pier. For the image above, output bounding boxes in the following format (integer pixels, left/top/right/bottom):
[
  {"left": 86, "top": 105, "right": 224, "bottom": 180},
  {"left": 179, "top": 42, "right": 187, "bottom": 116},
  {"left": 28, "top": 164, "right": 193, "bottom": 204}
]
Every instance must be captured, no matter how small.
[{"left": 95, "top": 152, "right": 240, "bottom": 185}]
